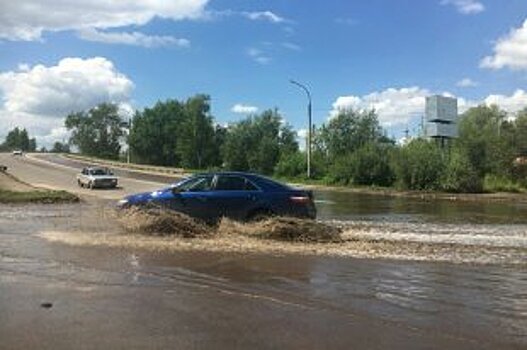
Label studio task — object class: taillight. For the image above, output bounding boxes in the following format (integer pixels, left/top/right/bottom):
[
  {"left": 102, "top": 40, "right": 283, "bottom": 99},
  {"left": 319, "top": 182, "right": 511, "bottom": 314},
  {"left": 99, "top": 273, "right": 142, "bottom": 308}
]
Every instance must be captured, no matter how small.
[{"left": 289, "top": 195, "right": 311, "bottom": 204}]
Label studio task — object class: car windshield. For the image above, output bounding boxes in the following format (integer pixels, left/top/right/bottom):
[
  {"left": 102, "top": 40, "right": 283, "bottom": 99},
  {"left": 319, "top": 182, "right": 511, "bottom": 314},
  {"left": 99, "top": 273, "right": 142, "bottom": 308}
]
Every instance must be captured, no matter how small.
[{"left": 91, "top": 169, "right": 109, "bottom": 176}]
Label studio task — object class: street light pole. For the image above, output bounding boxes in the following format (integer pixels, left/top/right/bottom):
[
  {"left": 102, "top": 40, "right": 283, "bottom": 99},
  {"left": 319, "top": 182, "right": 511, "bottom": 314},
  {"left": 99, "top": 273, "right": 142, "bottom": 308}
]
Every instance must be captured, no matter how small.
[{"left": 290, "top": 79, "right": 312, "bottom": 178}]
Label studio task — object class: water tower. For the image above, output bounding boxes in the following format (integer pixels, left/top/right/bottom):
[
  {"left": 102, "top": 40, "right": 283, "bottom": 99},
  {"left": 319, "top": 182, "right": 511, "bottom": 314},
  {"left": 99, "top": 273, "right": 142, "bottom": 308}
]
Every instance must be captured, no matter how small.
[{"left": 425, "top": 95, "right": 458, "bottom": 147}]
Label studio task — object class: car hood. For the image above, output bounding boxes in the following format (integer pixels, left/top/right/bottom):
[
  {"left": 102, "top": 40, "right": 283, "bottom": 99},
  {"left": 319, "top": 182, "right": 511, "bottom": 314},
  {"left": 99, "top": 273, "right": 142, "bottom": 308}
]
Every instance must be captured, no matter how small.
[
  {"left": 124, "top": 188, "right": 171, "bottom": 203},
  {"left": 90, "top": 175, "right": 118, "bottom": 180}
]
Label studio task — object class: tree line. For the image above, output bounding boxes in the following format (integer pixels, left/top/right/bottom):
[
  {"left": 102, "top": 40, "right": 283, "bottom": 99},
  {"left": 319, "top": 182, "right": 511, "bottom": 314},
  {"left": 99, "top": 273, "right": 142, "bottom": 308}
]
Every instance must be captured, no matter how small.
[
  {"left": 289, "top": 104, "right": 527, "bottom": 193},
  {"left": 61, "top": 94, "right": 527, "bottom": 193},
  {"left": 0, "top": 127, "right": 37, "bottom": 152}
]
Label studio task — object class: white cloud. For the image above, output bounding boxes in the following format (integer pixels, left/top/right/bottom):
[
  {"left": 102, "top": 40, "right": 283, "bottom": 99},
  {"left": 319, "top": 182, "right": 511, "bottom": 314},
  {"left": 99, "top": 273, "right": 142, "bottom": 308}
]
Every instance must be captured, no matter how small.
[
  {"left": 481, "top": 20, "right": 527, "bottom": 71},
  {"left": 0, "top": 0, "right": 209, "bottom": 41},
  {"left": 297, "top": 128, "right": 308, "bottom": 151},
  {"left": 242, "top": 11, "right": 285, "bottom": 23},
  {"left": 331, "top": 86, "right": 527, "bottom": 128},
  {"left": 245, "top": 42, "right": 299, "bottom": 64},
  {"left": 440, "top": 0, "right": 485, "bottom": 15},
  {"left": 38, "top": 127, "right": 71, "bottom": 148},
  {"left": 456, "top": 78, "right": 478, "bottom": 87},
  {"left": 483, "top": 89, "right": 527, "bottom": 114},
  {"left": 206, "top": 9, "right": 288, "bottom": 25},
  {"left": 0, "top": 57, "right": 133, "bottom": 115},
  {"left": 247, "top": 48, "right": 272, "bottom": 64},
  {"left": 281, "top": 42, "right": 301, "bottom": 51},
  {"left": 331, "top": 87, "right": 431, "bottom": 126},
  {"left": 17, "top": 63, "right": 30, "bottom": 72},
  {"left": 0, "top": 57, "right": 133, "bottom": 147},
  {"left": 77, "top": 28, "right": 190, "bottom": 48},
  {"left": 231, "top": 104, "right": 258, "bottom": 114}
]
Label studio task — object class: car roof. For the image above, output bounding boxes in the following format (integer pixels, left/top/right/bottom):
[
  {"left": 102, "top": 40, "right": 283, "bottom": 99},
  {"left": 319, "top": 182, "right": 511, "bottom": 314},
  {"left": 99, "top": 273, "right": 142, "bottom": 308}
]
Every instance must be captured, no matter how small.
[
  {"left": 193, "top": 171, "right": 256, "bottom": 176},
  {"left": 84, "top": 167, "right": 108, "bottom": 171},
  {"left": 190, "top": 171, "right": 292, "bottom": 190}
]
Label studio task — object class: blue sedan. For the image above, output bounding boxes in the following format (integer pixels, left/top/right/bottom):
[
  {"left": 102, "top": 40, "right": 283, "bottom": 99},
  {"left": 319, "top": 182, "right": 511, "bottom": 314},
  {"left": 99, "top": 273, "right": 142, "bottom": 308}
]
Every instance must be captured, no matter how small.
[{"left": 117, "top": 172, "right": 316, "bottom": 223}]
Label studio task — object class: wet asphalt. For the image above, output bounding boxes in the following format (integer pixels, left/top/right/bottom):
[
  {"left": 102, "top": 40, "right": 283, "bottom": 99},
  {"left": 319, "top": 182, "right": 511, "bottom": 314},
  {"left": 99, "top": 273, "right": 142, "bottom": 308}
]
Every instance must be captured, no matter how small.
[{"left": 0, "top": 153, "right": 526, "bottom": 349}]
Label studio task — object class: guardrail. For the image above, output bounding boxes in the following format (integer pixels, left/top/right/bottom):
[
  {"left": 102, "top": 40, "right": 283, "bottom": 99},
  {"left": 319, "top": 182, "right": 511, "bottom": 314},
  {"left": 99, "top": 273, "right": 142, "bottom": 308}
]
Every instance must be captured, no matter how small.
[{"left": 63, "top": 154, "right": 188, "bottom": 177}]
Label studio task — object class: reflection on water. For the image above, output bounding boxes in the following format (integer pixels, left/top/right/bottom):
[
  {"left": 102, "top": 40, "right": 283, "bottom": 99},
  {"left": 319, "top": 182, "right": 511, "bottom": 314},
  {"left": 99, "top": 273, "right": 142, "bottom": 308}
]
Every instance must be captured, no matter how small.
[
  {"left": 307, "top": 258, "right": 527, "bottom": 344},
  {"left": 315, "top": 190, "right": 527, "bottom": 224}
]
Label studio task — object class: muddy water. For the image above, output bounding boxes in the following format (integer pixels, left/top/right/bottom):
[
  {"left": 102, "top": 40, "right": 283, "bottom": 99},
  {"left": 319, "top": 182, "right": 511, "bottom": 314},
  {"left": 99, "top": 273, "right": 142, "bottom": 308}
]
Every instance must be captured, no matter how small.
[
  {"left": 315, "top": 190, "right": 527, "bottom": 224},
  {"left": 1, "top": 202, "right": 526, "bottom": 348}
]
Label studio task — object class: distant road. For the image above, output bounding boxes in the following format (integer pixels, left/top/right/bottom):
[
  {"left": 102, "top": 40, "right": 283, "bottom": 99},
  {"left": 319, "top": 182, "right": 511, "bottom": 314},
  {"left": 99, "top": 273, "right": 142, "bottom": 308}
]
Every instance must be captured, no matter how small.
[{"left": 0, "top": 153, "right": 172, "bottom": 200}]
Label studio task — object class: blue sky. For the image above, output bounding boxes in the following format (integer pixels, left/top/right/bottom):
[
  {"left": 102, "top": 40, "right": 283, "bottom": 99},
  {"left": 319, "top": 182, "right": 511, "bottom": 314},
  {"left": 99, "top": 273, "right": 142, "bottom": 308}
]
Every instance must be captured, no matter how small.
[{"left": 1, "top": 0, "right": 527, "bottom": 146}]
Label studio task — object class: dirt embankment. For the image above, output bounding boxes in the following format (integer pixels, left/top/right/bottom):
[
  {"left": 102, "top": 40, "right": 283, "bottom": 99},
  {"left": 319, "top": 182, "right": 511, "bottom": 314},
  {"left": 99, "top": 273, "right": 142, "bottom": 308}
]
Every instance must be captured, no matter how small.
[
  {"left": 0, "top": 171, "right": 34, "bottom": 192},
  {"left": 0, "top": 171, "right": 78, "bottom": 203}
]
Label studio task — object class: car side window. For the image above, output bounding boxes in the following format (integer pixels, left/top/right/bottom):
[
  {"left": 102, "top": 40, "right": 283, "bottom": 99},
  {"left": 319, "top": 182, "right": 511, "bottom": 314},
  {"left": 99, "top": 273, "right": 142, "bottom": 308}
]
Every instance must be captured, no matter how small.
[
  {"left": 215, "top": 176, "right": 257, "bottom": 191},
  {"left": 179, "top": 176, "right": 214, "bottom": 192}
]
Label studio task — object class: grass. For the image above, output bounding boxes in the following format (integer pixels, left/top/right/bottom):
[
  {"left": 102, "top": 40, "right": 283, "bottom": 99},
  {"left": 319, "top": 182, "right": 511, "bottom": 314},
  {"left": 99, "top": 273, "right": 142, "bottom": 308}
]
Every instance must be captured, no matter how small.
[
  {"left": 0, "top": 189, "right": 79, "bottom": 204},
  {"left": 483, "top": 175, "right": 525, "bottom": 193}
]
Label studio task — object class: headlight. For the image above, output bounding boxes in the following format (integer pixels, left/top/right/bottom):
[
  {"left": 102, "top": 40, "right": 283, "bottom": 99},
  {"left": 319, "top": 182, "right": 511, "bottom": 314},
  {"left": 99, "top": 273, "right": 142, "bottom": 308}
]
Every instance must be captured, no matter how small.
[{"left": 117, "top": 199, "right": 128, "bottom": 205}]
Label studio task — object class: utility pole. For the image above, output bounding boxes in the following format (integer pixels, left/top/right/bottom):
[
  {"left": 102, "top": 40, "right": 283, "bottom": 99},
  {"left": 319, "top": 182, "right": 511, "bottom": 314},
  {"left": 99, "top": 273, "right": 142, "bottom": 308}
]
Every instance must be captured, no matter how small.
[
  {"left": 290, "top": 79, "right": 312, "bottom": 178},
  {"left": 127, "top": 118, "right": 131, "bottom": 164}
]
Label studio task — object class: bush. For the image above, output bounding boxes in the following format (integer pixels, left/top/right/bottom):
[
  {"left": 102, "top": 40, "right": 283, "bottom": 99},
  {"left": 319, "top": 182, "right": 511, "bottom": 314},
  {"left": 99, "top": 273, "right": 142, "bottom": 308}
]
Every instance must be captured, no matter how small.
[
  {"left": 441, "top": 149, "right": 482, "bottom": 193},
  {"left": 349, "top": 143, "right": 395, "bottom": 187},
  {"left": 274, "top": 152, "right": 306, "bottom": 178},
  {"left": 324, "top": 143, "right": 395, "bottom": 187},
  {"left": 326, "top": 154, "right": 355, "bottom": 185},
  {"left": 483, "top": 174, "right": 524, "bottom": 193},
  {"left": 393, "top": 139, "right": 445, "bottom": 191}
]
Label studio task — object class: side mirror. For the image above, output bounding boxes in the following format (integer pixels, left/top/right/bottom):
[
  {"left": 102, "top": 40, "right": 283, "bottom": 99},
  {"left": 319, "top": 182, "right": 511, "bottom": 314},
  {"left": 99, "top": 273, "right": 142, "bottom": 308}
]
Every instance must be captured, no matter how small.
[{"left": 171, "top": 187, "right": 182, "bottom": 195}]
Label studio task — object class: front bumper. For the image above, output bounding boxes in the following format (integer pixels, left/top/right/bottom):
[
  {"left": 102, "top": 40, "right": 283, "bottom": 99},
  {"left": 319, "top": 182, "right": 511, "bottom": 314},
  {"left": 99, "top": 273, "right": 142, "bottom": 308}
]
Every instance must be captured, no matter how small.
[{"left": 93, "top": 179, "right": 118, "bottom": 188}]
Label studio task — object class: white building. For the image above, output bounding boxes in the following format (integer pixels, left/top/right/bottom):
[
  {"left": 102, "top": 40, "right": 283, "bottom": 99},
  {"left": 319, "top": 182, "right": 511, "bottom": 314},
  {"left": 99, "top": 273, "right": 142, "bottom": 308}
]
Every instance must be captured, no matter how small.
[{"left": 425, "top": 95, "right": 458, "bottom": 140}]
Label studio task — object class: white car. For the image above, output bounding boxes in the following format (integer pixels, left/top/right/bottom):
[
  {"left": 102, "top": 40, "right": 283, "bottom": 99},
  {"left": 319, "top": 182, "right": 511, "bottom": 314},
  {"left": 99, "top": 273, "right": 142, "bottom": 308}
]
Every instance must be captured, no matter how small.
[
  {"left": 12, "top": 150, "right": 23, "bottom": 156},
  {"left": 77, "top": 167, "right": 119, "bottom": 189}
]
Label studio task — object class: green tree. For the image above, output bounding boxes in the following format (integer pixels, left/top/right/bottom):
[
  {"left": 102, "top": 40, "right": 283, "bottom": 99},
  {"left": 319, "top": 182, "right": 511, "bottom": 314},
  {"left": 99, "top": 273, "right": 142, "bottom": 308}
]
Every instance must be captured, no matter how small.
[
  {"left": 211, "top": 124, "right": 227, "bottom": 168},
  {"left": 177, "top": 95, "right": 216, "bottom": 169},
  {"left": 514, "top": 108, "right": 527, "bottom": 156},
  {"left": 19, "top": 129, "right": 30, "bottom": 151},
  {"left": 28, "top": 138, "right": 37, "bottom": 152},
  {"left": 222, "top": 109, "right": 297, "bottom": 175},
  {"left": 129, "top": 100, "right": 184, "bottom": 166},
  {"left": 51, "top": 142, "right": 71, "bottom": 153},
  {"left": 349, "top": 142, "right": 395, "bottom": 186},
  {"left": 441, "top": 147, "right": 482, "bottom": 193},
  {"left": 2, "top": 127, "right": 34, "bottom": 151},
  {"left": 128, "top": 95, "right": 219, "bottom": 169},
  {"left": 393, "top": 139, "right": 446, "bottom": 190},
  {"left": 275, "top": 151, "right": 306, "bottom": 178},
  {"left": 65, "top": 103, "right": 124, "bottom": 159},
  {"left": 457, "top": 105, "right": 514, "bottom": 177},
  {"left": 318, "top": 109, "right": 384, "bottom": 160}
]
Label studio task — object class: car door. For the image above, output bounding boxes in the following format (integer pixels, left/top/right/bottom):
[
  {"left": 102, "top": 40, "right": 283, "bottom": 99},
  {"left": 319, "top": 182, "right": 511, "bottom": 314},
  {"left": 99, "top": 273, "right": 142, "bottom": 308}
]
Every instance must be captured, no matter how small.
[
  {"left": 168, "top": 175, "right": 216, "bottom": 222},
  {"left": 79, "top": 168, "right": 88, "bottom": 185},
  {"left": 211, "top": 175, "right": 261, "bottom": 220}
]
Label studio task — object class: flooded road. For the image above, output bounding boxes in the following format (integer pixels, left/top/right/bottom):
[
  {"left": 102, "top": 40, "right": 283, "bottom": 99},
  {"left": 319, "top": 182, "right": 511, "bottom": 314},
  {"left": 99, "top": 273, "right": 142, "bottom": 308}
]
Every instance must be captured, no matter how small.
[
  {"left": 315, "top": 189, "right": 527, "bottom": 224},
  {"left": 1, "top": 153, "right": 526, "bottom": 349},
  {"left": 1, "top": 202, "right": 526, "bottom": 349}
]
